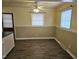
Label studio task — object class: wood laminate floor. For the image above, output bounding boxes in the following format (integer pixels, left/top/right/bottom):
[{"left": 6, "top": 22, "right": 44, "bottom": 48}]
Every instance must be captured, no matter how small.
[{"left": 4, "top": 39, "right": 73, "bottom": 59}]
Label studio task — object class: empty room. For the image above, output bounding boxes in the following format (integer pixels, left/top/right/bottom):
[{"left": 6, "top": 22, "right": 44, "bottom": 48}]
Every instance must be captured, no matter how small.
[{"left": 2, "top": 0, "right": 77, "bottom": 59}]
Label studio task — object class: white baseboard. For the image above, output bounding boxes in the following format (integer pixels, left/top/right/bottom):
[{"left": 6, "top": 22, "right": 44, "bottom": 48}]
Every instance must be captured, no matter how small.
[
  {"left": 15, "top": 37, "right": 76, "bottom": 59},
  {"left": 16, "top": 37, "right": 55, "bottom": 40},
  {"left": 54, "top": 37, "right": 76, "bottom": 59}
]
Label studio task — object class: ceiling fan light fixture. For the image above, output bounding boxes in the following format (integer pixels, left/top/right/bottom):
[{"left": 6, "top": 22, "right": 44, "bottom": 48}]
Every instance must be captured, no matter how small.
[{"left": 33, "top": 8, "right": 39, "bottom": 13}]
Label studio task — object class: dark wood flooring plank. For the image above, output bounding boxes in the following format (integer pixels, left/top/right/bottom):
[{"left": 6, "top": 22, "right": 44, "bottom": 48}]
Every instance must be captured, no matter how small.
[{"left": 4, "top": 39, "right": 73, "bottom": 59}]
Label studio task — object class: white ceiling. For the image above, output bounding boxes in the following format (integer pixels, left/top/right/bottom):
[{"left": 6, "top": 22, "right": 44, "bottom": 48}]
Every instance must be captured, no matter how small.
[
  {"left": 3, "top": 0, "right": 76, "bottom": 9},
  {"left": 38, "top": 1, "right": 61, "bottom": 8},
  {"left": 2, "top": 0, "right": 76, "bottom": 12},
  {"left": 3, "top": 0, "right": 62, "bottom": 2},
  {"left": 2, "top": 0, "right": 76, "bottom": 3},
  {"left": 3, "top": 1, "right": 62, "bottom": 9}
]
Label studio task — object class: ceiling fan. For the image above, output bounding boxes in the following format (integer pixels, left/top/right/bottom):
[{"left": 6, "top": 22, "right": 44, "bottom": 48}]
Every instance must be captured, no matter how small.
[
  {"left": 33, "top": 1, "right": 40, "bottom": 13},
  {"left": 30, "top": 1, "right": 45, "bottom": 13},
  {"left": 19, "top": 1, "right": 44, "bottom": 13}
]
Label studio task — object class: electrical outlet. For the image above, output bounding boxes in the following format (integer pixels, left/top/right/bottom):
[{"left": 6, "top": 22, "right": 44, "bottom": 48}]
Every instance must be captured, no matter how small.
[{"left": 68, "top": 45, "right": 71, "bottom": 49}]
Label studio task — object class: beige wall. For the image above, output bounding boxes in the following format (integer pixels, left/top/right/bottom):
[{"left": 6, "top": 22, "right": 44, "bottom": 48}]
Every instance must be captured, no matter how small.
[
  {"left": 54, "top": 3, "right": 77, "bottom": 57},
  {"left": 3, "top": 6, "right": 55, "bottom": 38},
  {"left": 3, "top": 3, "right": 77, "bottom": 58},
  {"left": 54, "top": 3, "right": 77, "bottom": 32},
  {"left": 56, "top": 27, "right": 77, "bottom": 57},
  {"left": 3, "top": 7, "right": 54, "bottom": 26},
  {"left": 15, "top": 26, "right": 56, "bottom": 38}
]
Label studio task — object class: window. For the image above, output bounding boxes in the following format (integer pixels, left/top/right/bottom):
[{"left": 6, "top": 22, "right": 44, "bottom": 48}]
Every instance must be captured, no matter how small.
[
  {"left": 2, "top": 13, "right": 14, "bottom": 32},
  {"left": 3, "top": 14, "right": 13, "bottom": 28},
  {"left": 60, "top": 9, "right": 72, "bottom": 29},
  {"left": 32, "top": 13, "right": 44, "bottom": 26}
]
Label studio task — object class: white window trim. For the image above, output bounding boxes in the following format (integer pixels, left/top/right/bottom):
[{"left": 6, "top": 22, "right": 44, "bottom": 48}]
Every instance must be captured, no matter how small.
[{"left": 60, "top": 9, "right": 72, "bottom": 29}]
